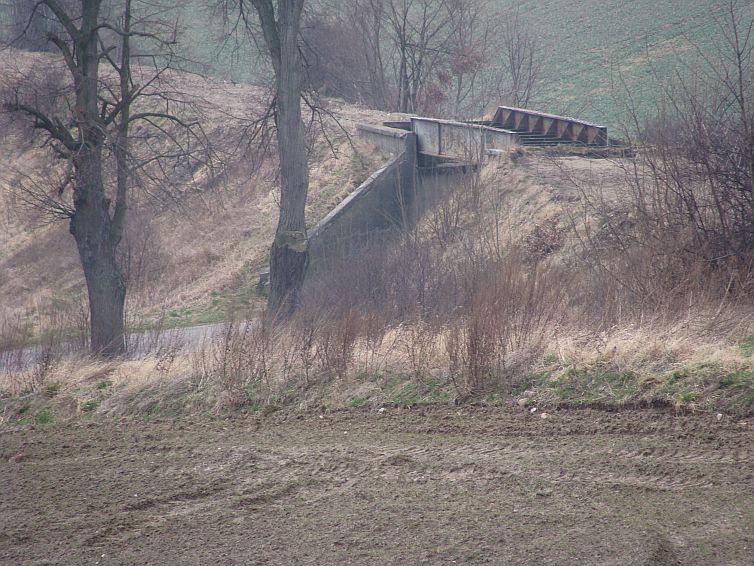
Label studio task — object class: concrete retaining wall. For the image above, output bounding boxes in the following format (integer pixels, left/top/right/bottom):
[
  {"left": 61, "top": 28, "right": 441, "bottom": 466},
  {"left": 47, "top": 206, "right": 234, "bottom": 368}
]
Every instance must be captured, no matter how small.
[
  {"left": 259, "top": 121, "right": 474, "bottom": 288},
  {"left": 307, "top": 127, "right": 417, "bottom": 265}
]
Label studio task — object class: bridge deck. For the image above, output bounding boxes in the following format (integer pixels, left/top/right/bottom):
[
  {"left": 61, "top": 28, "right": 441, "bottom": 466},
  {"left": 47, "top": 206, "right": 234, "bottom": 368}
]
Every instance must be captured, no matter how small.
[{"left": 364, "top": 107, "right": 610, "bottom": 165}]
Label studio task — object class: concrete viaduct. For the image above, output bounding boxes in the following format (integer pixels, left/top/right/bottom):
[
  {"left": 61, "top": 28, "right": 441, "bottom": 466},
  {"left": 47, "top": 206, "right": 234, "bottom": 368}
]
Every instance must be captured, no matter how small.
[
  {"left": 259, "top": 106, "right": 608, "bottom": 288},
  {"left": 311, "top": 106, "right": 609, "bottom": 257},
  {"left": 365, "top": 105, "right": 609, "bottom": 164}
]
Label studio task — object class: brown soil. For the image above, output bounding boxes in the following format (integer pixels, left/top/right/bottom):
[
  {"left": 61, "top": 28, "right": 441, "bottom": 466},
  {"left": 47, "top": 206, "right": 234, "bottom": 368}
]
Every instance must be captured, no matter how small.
[{"left": 1, "top": 408, "right": 753, "bottom": 565}]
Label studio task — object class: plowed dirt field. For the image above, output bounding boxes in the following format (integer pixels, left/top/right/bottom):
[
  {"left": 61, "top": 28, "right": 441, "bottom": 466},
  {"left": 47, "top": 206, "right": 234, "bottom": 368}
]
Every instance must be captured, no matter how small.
[{"left": 2, "top": 408, "right": 753, "bottom": 565}]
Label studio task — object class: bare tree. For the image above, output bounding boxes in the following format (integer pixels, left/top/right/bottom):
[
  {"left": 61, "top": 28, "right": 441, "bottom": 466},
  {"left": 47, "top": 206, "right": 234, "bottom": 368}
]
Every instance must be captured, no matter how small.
[
  {"left": 300, "top": 13, "right": 365, "bottom": 101},
  {"left": 496, "top": 3, "right": 543, "bottom": 109},
  {"left": 3, "top": 0, "right": 210, "bottom": 357},
  {"left": 384, "top": 0, "right": 452, "bottom": 113},
  {"left": 348, "top": 0, "right": 390, "bottom": 109},
  {"left": 300, "top": 0, "right": 390, "bottom": 110},
  {"left": 257, "top": 1, "right": 310, "bottom": 315},
  {"left": 443, "top": 0, "right": 493, "bottom": 117},
  {"left": 4, "top": 0, "right": 54, "bottom": 50},
  {"left": 432, "top": 0, "right": 547, "bottom": 116},
  {"left": 300, "top": 0, "right": 544, "bottom": 117},
  {"left": 225, "top": 0, "right": 310, "bottom": 316},
  {"left": 637, "top": 0, "right": 754, "bottom": 261},
  {"left": 301, "top": 0, "right": 454, "bottom": 114}
]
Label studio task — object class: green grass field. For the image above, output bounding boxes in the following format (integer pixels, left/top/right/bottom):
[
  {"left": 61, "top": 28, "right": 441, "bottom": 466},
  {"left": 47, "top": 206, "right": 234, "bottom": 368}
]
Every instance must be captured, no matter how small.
[
  {"left": 518, "top": 0, "right": 742, "bottom": 128},
  {"left": 175, "top": 0, "right": 751, "bottom": 129},
  {"left": 2, "top": 1, "right": 750, "bottom": 129}
]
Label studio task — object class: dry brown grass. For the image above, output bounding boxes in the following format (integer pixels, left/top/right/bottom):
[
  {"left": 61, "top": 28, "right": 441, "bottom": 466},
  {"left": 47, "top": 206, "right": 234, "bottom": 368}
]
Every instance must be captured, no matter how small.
[
  {"left": 1, "top": 51, "right": 752, "bottom": 420},
  {"left": 4, "top": 302, "right": 749, "bottom": 423},
  {"left": 0, "top": 49, "right": 402, "bottom": 332}
]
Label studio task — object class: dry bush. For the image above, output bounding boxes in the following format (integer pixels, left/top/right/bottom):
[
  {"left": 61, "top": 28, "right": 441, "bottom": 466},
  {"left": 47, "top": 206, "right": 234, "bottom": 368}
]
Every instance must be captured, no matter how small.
[
  {"left": 442, "top": 253, "right": 566, "bottom": 394},
  {"left": 1, "top": 348, "right": 55, "bottom": 395},
  {"left": 192, "top": 316, "right": 274, "bottom": 410},
  {"left": 561, "top": 150, "right": 754, "bottom": 331},
  {"left": 0, "top": 315, "right": 32, "bottom": 374},
  {"left": 287, "top": 308, "right": 321, "bottom": 386},
  {"left": 521, "top": 220, "right": 566, "bottom": 259},
  {"left": 313, "top": 306, "right": 359, "bottom": 381},
  {"left": 0, "top": 290, "right": 92, "bottom": 394},
  {"left": 357, "top": 308, "right": 394, "bottom": 378},
  {"left": 428, "top": 190, "right": 465, "bottom": 248},
  {"left": 400, "top": 320, "right": 440, "bottom": 383},
  {"left": 297, "top": 160, "right": 568, "bottom": 395},
  {"left": 565, "top": 1, "right": 754, "bottom": 323}
]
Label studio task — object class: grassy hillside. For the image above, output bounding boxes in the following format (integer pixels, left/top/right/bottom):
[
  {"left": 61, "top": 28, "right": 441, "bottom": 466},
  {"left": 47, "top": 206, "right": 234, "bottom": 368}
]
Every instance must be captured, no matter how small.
[
  {"left": 0, "top": 49, "right": 400, "bottom": 333},
  {"left": 1, "top": 27, "right": 752, "bottom": 421},
  {"left": 2, "top": 149, "right": 753, "bottom": 422},
  {"left": 514, "top": 0, "right": 733, "bottom": 127},
  {"left": 174, "top": 0, "right": 754, "bottom": 129},
  {"left": 1, "top": 1, "right": 749, "bottom": 128}
]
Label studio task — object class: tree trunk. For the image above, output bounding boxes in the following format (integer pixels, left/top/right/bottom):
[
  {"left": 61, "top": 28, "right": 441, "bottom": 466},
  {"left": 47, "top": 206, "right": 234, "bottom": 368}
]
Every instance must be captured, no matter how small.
[
  {"left": 268, "top": 40, "right": 309, "bottom": 315},
  {"left": 254, "top": 0, "right": 310, "bottom": 317},
  {"left": 71, "top": 0, "right": 125, "bottom": 357},
  {"left": 10, "top": 0, "right": 192, "bottom": 358},
  {"left": 70, "top": 146, "right": 126, "bottom": 357}
]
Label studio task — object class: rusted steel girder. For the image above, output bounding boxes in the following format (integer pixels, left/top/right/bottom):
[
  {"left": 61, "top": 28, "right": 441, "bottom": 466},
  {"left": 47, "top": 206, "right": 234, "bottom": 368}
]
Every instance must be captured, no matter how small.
[{"left": 493, "top": 106, "right": 608, "bottom": 146}]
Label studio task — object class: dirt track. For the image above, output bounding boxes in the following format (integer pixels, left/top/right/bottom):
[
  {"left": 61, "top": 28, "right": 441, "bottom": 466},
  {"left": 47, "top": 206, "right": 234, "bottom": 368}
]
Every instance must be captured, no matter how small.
[{"left": 1, "top": 408, "right": 753, "bottom": 565}]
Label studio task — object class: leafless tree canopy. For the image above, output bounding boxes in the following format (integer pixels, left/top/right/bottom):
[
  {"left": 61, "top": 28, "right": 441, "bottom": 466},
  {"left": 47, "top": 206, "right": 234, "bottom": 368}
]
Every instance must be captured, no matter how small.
[
  {"left": 2, "top": 0, "right": 213, "bottom": 357},
  {"left": 2, "top": 0, "right": 76, "bottom": 51},
  {"left": 634, "top": 1, "right": 754, "bottom": 262},
  {"left": 302, "top": 0, "right": 545, "bottom": 117}
]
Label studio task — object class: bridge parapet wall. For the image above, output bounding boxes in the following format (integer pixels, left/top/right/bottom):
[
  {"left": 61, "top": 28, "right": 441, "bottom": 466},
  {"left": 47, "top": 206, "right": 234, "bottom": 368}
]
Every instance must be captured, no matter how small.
[
  {"left": 356, "top": 123, "right": 413, "bottom": 156},
  {"left": 411, "top": 117, "right": 517, "bottom": 162},
  {"left": 307, "top": 127, "right": 417, "bottom": 264}
]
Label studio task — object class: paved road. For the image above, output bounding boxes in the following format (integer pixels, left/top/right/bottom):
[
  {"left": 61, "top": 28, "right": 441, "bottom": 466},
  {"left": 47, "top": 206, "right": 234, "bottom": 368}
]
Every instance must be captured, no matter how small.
[{"left": 0, "top": 320, "right": 253, "bottom": 372}]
